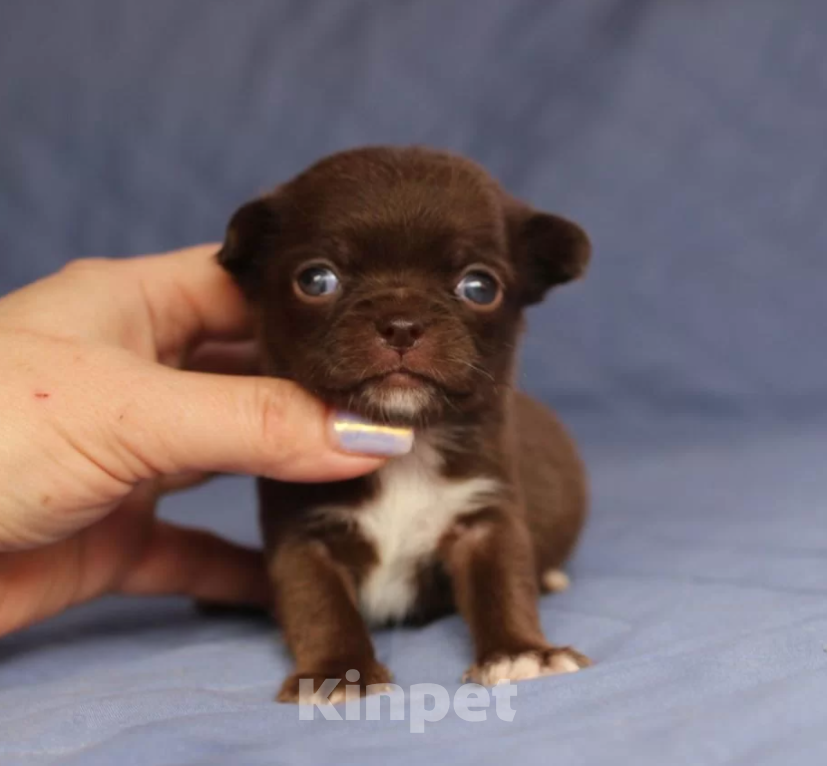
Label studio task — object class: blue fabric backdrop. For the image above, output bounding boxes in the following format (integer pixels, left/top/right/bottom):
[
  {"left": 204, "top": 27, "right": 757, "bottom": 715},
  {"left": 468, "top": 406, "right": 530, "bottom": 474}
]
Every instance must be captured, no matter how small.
[{"left": 1, "top": 1, "right": 826, "bottom": 764}]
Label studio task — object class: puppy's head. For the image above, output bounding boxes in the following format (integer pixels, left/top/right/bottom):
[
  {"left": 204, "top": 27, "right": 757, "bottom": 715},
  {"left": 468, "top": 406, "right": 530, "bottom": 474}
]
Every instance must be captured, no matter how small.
[{"left": 219, "top": 147, "right": 589, "bottom": 426}]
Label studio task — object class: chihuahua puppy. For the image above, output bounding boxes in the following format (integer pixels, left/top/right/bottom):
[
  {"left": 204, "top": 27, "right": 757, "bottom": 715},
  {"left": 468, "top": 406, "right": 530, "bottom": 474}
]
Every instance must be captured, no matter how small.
[{"left": 219, "top": 146, "right": 591, "bottom": 703}]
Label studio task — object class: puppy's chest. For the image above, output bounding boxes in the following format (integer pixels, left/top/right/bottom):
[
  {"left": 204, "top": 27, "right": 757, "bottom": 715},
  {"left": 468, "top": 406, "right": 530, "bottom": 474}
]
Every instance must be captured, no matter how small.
[{"left": 345, "top": 442, "right": 497, "bottom": 624}]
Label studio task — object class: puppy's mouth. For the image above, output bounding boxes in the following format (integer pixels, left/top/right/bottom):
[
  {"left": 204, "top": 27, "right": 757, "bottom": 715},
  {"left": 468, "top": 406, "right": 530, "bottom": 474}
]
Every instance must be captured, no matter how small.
[
  {"left": 327, "top": 365, "right": 469, "bottom": 398},
  {"left": 311, "top": 357, "right": 481, "bottom": 424},
  {"left": 362, "top": 369, "right": 436, "bottom": 390}
]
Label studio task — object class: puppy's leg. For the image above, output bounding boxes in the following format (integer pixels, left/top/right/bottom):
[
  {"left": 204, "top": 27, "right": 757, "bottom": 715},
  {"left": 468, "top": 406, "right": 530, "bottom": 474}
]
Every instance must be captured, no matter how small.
[
  {"left": 441, "top": 512, "right": 590, "bottom": 686},
  {"left": 271, "top": 538, "right": 392, "bottom": 704}
]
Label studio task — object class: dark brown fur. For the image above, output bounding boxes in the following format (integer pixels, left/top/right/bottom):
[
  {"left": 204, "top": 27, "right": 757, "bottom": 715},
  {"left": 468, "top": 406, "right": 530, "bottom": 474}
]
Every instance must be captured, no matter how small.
[{"left": 219, "top": 146, "right": 591, "bottom": 701}]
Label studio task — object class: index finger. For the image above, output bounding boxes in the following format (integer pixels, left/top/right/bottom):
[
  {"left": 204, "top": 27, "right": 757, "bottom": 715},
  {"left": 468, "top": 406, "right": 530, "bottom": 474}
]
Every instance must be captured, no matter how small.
[{"left": 127, "top": 244, "right": 254, "bottom": 360}]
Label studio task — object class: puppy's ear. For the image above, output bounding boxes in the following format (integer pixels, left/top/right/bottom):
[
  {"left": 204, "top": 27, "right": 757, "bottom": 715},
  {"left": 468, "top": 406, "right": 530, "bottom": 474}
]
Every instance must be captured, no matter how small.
[
  {"left": 508, "top": 203, "right": 591, "bottom": 305},
  {"left": 217, "top": 195, "right": 282, "bottom": 293}
]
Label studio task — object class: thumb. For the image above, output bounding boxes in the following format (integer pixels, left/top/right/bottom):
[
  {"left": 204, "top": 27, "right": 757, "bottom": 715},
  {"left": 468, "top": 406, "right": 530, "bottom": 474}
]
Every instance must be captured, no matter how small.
[{"left": 123, "top": 368, "right": 413, "bottom": 482}]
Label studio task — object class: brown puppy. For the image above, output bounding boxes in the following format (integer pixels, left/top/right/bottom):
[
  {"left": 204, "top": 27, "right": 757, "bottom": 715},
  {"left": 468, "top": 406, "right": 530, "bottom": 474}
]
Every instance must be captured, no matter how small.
[{"left": 219, "top": 146, "right": 592, "bottom": 702}]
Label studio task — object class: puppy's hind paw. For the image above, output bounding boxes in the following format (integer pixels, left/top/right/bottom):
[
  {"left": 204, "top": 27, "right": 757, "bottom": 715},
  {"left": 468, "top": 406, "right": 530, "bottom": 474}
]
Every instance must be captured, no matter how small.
[{"left": 540, "top": 569, "right": 571, "bottom": 594}]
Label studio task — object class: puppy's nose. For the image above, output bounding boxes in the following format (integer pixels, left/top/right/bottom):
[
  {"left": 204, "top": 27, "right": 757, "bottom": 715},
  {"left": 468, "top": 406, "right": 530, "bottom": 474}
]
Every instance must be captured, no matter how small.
[{"left": 376, "top": 317, "right": 424, "bottom": 351}]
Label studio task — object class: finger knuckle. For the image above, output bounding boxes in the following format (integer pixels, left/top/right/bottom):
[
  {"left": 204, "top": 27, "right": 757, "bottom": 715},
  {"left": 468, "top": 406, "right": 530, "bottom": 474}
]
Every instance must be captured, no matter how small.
[{"left": 59, "top": 258, "right": 121, "bottom": 294}]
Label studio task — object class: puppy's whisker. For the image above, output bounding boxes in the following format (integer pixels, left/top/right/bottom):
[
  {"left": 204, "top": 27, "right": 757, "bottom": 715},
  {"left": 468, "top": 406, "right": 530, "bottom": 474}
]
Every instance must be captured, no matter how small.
[{"left": 444, "top": 357, "right": 495, "bottom": 383}]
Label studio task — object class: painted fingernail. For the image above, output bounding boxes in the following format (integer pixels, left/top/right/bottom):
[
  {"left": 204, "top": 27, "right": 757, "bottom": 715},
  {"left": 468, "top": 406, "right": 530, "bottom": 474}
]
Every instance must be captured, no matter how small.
[{"left": 329, "top": 412, "right": 414, "bottom": 456}]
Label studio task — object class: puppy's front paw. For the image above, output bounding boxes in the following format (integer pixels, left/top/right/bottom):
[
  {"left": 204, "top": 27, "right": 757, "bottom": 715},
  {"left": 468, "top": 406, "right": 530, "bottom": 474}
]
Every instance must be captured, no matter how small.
[
  {"left": 463, "top": 646, "right": 591, "bottom": 686},
  {"left": 277, "top": 659, "right": 393, "bottom": 705}
]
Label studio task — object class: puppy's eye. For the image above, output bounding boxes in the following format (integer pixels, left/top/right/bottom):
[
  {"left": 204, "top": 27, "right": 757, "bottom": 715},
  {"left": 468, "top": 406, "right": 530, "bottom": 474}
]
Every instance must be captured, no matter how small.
[
  {"left": 295, "top": 265, "right": 340, "bottom": 298},
  {"left": 455, "top": 271, "right": 501, "bottom": 306}
]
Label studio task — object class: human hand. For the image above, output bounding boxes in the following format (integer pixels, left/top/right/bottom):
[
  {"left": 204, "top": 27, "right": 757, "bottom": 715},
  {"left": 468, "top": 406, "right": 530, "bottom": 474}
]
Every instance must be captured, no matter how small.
[{"left": 0, "top": 245, "right": 406, "bottom": 636}]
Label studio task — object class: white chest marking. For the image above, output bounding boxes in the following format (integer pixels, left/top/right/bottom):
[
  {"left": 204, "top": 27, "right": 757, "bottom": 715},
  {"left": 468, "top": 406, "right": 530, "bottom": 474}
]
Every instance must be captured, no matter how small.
[{"left": 353, "top": 439, "right": 499, "bottom": 625}]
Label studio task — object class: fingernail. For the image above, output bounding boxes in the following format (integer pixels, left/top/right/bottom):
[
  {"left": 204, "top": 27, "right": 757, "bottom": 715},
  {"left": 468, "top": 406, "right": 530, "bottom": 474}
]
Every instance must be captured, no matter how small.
[{"left": 329, "top": 412, "right": 414, "bottom": 456}]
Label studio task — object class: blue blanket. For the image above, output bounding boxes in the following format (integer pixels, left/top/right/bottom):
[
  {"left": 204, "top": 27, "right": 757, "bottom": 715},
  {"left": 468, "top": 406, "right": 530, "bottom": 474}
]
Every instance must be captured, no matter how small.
[{"left": 2, "top": 1, "right": 826, "bottom": 763}]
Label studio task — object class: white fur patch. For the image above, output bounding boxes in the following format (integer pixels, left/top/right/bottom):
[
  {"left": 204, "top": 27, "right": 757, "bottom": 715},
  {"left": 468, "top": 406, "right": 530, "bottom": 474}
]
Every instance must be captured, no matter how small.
[
  {"left": 467, "top": 650, "right": 583, "bottom": 686},
  {"left": 353, "top": 437, "right": 499, "bottom": 624},
  {"left": 367, "top": 386, "right": 432, "bottom": 419}
]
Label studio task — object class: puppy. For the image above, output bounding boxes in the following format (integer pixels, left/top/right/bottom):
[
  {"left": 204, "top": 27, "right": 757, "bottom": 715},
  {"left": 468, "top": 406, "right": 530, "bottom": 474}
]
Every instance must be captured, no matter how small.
[{"left": 218, "top": 146, "right": 592, "bottom": 702}]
